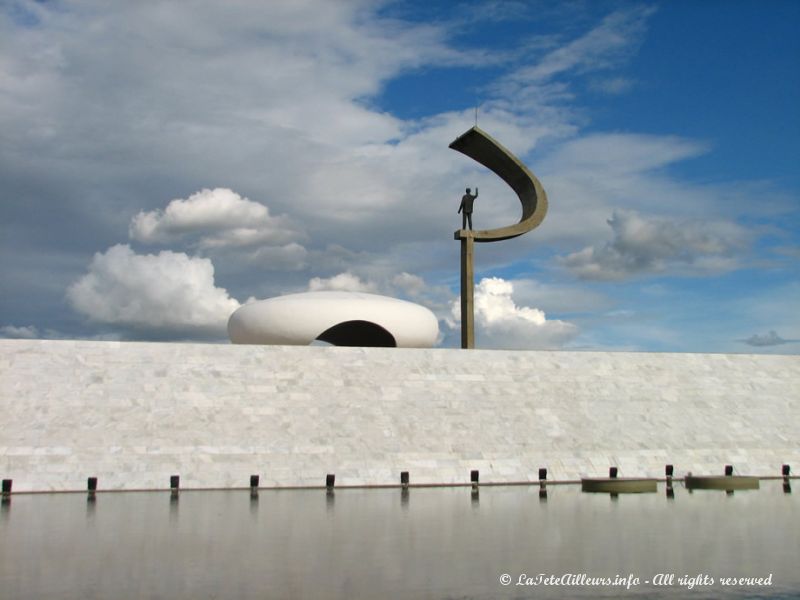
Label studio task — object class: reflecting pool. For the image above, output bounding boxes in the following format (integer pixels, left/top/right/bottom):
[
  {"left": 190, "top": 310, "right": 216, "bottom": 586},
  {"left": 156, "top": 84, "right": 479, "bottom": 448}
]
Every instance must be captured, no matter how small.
[{"left": 1, "top": 481, "right": 797, "bottom": 599}]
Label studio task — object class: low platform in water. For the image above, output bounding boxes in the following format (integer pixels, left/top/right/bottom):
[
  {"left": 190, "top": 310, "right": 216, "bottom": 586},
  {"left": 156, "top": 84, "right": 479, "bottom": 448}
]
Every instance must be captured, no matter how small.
[
  {"left": 581, "top": 477, "right": 658, "bottom": 494},
  {"left": 685, "top": 475, "right": 760, "bottom": 491}
]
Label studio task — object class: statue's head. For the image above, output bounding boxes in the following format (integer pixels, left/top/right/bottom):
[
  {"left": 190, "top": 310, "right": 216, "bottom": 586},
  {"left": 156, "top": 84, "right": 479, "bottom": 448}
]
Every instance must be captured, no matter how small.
[{"left": 466, "top": 188, "right": 471, "bottom": 194}]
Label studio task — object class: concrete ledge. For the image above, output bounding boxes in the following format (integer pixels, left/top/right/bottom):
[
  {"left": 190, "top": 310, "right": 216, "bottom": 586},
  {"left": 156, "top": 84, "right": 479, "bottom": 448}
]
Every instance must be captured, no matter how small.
[{"left": 1, "top": 340, "right": 798, "bottom": 491}]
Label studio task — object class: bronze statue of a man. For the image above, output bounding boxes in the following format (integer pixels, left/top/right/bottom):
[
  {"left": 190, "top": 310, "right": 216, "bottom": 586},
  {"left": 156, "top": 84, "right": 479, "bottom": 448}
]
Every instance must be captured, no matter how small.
[{"left": 458, "top": 187, "right": 478, "bottom": 230}]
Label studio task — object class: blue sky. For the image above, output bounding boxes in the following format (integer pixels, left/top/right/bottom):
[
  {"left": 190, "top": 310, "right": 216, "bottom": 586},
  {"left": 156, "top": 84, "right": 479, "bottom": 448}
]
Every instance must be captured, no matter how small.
[{"left": 1, "top": 0, "right": 798, "bottom": 353}]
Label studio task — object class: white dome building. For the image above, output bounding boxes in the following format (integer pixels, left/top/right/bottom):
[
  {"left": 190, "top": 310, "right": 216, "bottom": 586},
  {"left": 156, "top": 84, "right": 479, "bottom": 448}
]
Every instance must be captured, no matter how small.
[{"left": 228, "top": 291, "right": 439, "bottom": 348}]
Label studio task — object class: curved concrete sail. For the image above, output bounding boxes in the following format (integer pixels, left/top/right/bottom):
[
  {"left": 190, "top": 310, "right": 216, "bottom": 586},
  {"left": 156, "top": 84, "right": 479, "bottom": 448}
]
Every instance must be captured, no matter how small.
[{"left": 449, "top": 126, "right": 548, "bottom": 242}]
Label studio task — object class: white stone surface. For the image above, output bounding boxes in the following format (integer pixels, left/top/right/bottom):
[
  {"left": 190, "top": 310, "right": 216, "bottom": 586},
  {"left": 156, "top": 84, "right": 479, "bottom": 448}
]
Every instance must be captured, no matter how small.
[
  {"left": 1, "top": 339, "right": 798, "bottom": 491},
  {"left": 228, "top": 291, "right": 439, "bottom": 347}
]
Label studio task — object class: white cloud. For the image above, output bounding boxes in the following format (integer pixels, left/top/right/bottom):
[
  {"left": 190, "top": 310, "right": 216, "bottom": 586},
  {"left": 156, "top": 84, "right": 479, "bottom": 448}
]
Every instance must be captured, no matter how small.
[
  {"left": 543, "top": 133, "right": 708, "bottom": 178},
  {"left": 0, "top": 324, "right": 40, "bottom": 339},
  {"left": 306, "top": 269, "right": 444, "bottom": 303},
  {"left": 129, "top": 188, "right": 302, "bottom": 248},
  {"left": 308, "top": 272, "right": 377, "bottom": 293},
  {"left": 66, "top": 244, "right": 240, "bottom": 336},
  {"left": 448, "top": 277, "right": 578, "bottom": 349},
  {"left": 559, "top": 210, "right": 749, "bottom": 280},
  {"left": 391, "top": 272, "right": 426, "bottom": 297},
  {"left": 536, "top": 7, "right": 654, "bottom": 80}
]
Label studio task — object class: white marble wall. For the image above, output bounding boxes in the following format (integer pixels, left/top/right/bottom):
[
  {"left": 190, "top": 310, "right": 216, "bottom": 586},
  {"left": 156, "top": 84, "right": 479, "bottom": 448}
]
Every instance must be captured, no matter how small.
[{"left": 1, "top": 339, "right": 798, "bottom": 492}]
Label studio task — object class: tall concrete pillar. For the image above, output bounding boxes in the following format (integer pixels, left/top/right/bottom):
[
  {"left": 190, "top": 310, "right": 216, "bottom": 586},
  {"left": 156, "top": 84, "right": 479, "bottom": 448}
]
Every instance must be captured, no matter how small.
[{"left": 460, "top": 234, "right": 475, "bottom": 349}]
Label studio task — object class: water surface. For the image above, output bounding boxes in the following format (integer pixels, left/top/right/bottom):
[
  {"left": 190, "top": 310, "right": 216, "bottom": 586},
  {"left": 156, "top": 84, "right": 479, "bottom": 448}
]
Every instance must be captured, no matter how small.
[{"left": 1, "top": 482, "right": 797, "bottom": 599}]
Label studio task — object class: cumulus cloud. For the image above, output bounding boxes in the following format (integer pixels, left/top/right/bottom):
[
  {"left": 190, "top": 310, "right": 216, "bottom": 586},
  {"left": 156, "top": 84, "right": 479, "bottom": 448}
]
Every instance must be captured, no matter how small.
[
  {"left": 448, "top": 277, "right": 578, "bottom": 349},
  {"left": 559, "top": 210, "right": 749, "bottom": 280},
  {"left": 0, "top": 324, "right": 40, "bottom": 339},
  {"left": 129, "top": 188, "right": 302, "bottom": 248},
  {"left": 741, "top": 331, "right": 793, "bottom": 347},
  {"left": 66, "top": 244, "right": 240, "bottom": 337},
  {"left": 391, "top": 272, "right": 427, "bottom": 297},
  {"left": 306, "top": 270, "right": 444, "bottom": 303},
  {"left": 308, "top": 272, "right": 377, "bottom": 293}
]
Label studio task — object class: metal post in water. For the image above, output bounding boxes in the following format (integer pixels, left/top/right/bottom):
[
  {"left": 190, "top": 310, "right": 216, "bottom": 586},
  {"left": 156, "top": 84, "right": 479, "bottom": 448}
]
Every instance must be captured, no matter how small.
[
  {"left": 87, "top": 477, "right": 97, "bottom": 501},
  {"left": 666, "top": 464, "right": 675, "bottom": 499},
  {"left": 538, "top": 468, "right": 548, "bottom": 500},
  {"left": 170, "top": 475, "right": 180, "bottom": 500}
]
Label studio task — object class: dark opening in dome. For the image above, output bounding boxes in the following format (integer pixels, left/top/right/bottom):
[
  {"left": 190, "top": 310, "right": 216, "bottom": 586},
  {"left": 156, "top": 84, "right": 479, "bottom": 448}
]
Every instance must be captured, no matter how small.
[{"left": 316, "top": 320, "right": 396, "bottom": 347}]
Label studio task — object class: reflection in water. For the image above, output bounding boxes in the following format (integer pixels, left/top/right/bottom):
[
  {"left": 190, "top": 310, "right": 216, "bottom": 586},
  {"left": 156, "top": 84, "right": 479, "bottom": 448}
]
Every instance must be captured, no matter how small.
[
  {"left": 0, "top": 482, "right": 798, "bottom": 600},
  {"left": 169, "top": 491, "right": 179, "bottom": 524},
  {"left": 249, "top": 490, "right": 259, "bottom": 520},
  {"left": 85, "top": 495, "right": 96, "bottom": 523}
]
